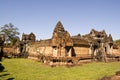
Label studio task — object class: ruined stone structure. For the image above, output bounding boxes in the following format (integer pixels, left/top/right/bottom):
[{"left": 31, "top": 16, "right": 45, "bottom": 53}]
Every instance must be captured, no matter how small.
[
  {"left": 24, "top": 21, "right": 113, "bottom": 64},
  {"left": 22, "top": 32, "right": 36, "bottom": 42},
  {"left": 11, "top": 32, "right": 36, "bottom": 58},
  {"left": 83, "top": 29, "right": 113, "bottom": 62},
  {"left": 10, "top": 21, "right": 114, "bottom": 64}
]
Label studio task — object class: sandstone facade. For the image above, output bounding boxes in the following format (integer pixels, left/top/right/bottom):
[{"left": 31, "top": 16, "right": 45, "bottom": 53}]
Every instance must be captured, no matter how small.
[
  {"left": 26, "top": 21, "right": 90, "bottom": 60},
  {"left": 22, "top": 21, "right": 114, "bottom": 62}
]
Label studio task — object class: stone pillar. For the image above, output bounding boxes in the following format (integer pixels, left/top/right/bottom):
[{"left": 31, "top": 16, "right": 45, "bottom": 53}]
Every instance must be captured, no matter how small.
[
  {"left": 110, "top": 46, "right": 113, "bottom": 54},
  {"left": 57, "top": 47, "right": 61, "bottom": 57},
  {"left": 89, "top": 48, "right": 91, "bottom": 55},
  {"left": 52, "top": 47, "right": 58, "bottom": 57},
  {"left": 68, "top": 48, "right": 72, "bottom": 57},
  {"left": 101, "top": 43, "right": 108, "bottom": 62},
  {"left": 61, "top": 47, "right": 66, "bottom": 57}
]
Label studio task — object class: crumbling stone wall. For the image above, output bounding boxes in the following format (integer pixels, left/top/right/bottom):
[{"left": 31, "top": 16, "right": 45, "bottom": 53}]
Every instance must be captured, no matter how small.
[
  {"left": 73, "top": 47, "right": 90, "bottom": 57},
  {"left": 3, "top": 47, "right": 14, "bottom": 57},
  {"left": 27, "top": 41, "right": 53, "bottom": 60}
]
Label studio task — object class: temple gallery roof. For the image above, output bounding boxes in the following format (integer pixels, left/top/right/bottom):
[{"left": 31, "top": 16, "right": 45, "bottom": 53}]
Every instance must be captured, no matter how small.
[{"left": 28, "top": 21, "right": 113, "bottom": 47}]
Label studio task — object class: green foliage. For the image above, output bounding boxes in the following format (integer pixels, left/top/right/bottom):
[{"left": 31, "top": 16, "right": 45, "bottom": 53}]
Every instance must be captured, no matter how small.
[
  {"left": 114, "top": 39, "right": 120, "bottom": 46},
  {"left": 113, "top": 39, "right": 120, "bottom": 49},
  {"left": 1, "top": 58, "right": 120, "bottom": 80},
  {"left": 0, "top": 23, "right": 20, "bottom": 46}
]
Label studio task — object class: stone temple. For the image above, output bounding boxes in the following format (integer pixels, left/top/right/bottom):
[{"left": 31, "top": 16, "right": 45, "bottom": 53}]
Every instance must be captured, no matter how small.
[
  {"left": 12, "top": 21, "right": 114, "bottom": 63},
  {"left": 18, "top": 21, "right": 113, "bottom": 62}
]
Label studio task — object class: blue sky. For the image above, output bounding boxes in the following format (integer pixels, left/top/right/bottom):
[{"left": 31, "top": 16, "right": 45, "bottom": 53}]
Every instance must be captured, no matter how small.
[{"left": 0, "top": 0, "right": 120, "bottom": 40}]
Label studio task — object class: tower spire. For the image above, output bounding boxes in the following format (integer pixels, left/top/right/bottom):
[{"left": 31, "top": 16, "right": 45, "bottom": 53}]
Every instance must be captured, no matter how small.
[{"left": 53, "top": 21, "right": 65, "bottom": 33}]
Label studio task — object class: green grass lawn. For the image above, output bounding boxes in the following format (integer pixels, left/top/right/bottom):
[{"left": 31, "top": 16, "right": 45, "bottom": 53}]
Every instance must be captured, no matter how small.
[{"left": 0, "top": 58, "right": 120, "bottom": 80}]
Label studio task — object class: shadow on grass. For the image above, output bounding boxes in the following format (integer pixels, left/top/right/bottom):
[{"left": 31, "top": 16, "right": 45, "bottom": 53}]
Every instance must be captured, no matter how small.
[
  {"left": 0, "top": 70, "right": 15, "bottom": 80},
  {"left": 0, "top": 72, "right": 15, "bottom": 80},
  {"left": 0, "top": 73, "right": 10, "bottom": 77},
  {"left": 7, "top": 77, "right": 15, "bottom": 80}
]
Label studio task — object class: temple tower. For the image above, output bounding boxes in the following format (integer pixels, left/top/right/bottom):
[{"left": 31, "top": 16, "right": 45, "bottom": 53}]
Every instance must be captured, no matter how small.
[{"left": 52, "top": 21, "right": 72, "bottom": 57}]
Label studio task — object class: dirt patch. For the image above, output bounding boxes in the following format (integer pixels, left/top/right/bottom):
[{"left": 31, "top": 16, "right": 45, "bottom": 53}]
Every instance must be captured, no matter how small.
[{"left": 100, "top": 71, "right": 120, "bottom": 80}]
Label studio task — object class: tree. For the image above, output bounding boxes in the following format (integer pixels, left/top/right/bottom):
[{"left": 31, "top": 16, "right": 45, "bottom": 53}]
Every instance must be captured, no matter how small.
[
  {"left": 0, "top": 23, "right": 20, "bottom": 46},
  {"left": 115, "top": 39, "right": 120, "bottom": 46}
]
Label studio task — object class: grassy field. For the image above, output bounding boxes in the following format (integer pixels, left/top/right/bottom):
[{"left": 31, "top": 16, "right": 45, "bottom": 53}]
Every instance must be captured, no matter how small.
[{"left": 0, "top": 58, "right": 120, "bottom": 80}]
